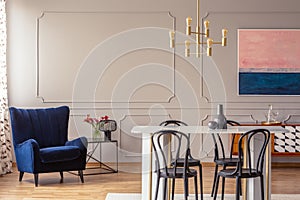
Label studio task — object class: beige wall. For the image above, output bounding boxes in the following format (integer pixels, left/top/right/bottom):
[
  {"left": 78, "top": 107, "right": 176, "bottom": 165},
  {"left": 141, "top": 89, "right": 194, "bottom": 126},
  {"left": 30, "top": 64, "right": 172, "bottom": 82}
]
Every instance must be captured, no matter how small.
[{"left": 6, "top": 0, "right": 300, "bottom": 163}]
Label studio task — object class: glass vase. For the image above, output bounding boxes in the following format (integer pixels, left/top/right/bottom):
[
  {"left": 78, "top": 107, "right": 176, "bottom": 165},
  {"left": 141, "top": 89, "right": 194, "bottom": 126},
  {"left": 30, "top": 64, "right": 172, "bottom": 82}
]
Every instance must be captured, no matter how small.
[{"left": 93, "top": 129, "right": 103, "bottom": 140}]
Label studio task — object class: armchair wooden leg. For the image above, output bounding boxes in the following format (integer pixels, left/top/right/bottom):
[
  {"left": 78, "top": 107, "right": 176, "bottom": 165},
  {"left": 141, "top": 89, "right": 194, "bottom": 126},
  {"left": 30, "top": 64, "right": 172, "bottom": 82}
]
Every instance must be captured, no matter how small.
[
  {"left": 19, "top": 172, "right": 24, "bottom": 182},
  {"left": 78, "top": 170, "right": 84, "bottom": 183},
  {"left": 60, "top": 171, "right": 63, "bottom": 183},
  {"left": 34, "top": 173, "right": 39, "bottom": 187}
]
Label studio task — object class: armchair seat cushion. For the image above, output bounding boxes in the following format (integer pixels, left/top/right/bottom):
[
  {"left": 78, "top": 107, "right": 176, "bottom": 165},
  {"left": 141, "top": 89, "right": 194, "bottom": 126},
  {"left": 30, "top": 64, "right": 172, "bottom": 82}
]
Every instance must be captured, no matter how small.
[{"left": 40, "top": 146, "right": 81, "bottom": 163}]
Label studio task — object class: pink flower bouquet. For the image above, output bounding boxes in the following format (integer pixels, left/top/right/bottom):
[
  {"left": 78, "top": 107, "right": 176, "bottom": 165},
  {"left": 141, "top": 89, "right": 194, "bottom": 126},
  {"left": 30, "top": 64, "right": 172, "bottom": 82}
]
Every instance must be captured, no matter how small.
[{"left": 84, "top": 114, "right": 110, "bottom": 138}]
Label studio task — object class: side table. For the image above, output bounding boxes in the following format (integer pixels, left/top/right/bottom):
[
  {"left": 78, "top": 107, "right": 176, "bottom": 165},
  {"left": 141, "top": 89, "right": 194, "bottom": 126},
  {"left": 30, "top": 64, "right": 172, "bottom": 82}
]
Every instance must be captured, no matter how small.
[{"left": 85, "top": 137, "right": 118, "bottom": 175}]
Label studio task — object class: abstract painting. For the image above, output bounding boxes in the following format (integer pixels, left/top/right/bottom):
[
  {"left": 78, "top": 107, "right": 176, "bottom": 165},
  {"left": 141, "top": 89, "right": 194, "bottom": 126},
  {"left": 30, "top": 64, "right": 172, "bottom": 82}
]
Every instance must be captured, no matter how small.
[{"left": 238, "top": 29, "right": 300, "bottom": 95}]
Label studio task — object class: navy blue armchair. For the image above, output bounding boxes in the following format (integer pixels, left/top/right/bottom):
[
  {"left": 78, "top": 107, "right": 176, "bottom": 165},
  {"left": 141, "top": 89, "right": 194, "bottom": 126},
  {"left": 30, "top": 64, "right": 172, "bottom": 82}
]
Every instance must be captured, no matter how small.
[{"left": 9, "top": 106, "right": 88, "bottom": 186}]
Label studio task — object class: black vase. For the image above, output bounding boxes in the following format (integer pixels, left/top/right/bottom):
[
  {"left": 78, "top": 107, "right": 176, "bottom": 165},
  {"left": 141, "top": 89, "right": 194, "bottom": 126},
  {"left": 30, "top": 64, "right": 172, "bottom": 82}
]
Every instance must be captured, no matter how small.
[{"left": 214, "top": 104, "right": 227, "bottom": 129}]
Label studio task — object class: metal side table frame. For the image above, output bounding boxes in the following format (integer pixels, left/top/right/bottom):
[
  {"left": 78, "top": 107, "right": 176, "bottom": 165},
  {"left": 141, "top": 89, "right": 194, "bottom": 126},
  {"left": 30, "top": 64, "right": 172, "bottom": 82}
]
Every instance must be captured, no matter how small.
[{"left": 85, "top": 137, "right": 118, "bottom": 175}]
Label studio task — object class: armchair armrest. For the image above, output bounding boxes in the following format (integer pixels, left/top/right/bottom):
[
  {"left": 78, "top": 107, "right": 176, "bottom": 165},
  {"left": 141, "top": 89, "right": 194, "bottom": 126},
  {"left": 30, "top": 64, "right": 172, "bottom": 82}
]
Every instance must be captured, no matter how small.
[
  {"left": 65, "top": 137, "right": 88, "bottom": 152},
  {"left": 15, "top": 139, "right": 40, "bottom": 173}
]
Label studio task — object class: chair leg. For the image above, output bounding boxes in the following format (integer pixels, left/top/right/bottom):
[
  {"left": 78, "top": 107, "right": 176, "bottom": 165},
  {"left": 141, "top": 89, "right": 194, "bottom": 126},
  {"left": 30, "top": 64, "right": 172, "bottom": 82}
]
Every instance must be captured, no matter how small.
[
  {"left": 60, "top": 171, "right": 63, "bottom": 183},
  {"left": 236, "top": 177, "right": 240, "bottom": 200},
  {"left": 240, "top": 179, "right": 242, "bottom": 196},
  {"left": 163, "top": 178, "right": 167, "bottom": 200},
  {"left": 221, "top": 177, "right": 225, "bottom": 200},
  {"left": 184, "top": 177, "right": 188, "bottom": 200},
  {"left": 199, "top": 165, "right": 203, "bottom": 200},
  {"left": 78, "top": 170, "right": 84, "bottom": 183},
  {"left": 194, "top": 176, "right": 199, "bottom": 200},
  {"left": 171, "top": 178, "right": 175, "bottom": 200},
  {"left": 213, "top": 175, "right": 220, "bottom": 200},
  {"left": 19, "top": 172, "right": 24, "bottom": 182},
  {"left": 211, "top": 164, "right": 219, "bottom": 197},
  {"left": 154, "top": 175, "right": 160, "bottom": 200},
  {"left": 34, "top": 173, "right": 39, "bottom": 187},
  {"left": 260, "top": 175, "right": 265, "bottom": 200},
  {"left": 185, "top": 176, "right": 189, "bottom": 196}
]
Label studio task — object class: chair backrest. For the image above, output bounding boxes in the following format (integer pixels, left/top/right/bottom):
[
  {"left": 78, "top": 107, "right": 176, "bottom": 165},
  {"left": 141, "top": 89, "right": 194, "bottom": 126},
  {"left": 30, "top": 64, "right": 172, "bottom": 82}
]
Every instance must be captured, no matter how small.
[
  {"left": 235, "top": 129, "right": 270, "bottom": 175},
  {"left": 211, "top": 120, "right": 240, "bottom": 160},
  {"left": 9, "top": 106, "right": 70, "bottom": 148},
  {"left": 227, "top": 120, "right": 240, "bottom": 157},
  {"left": 151, "top": 130, "right": 190, "bottom": 176},
  {"left": 159, "top": 120, "right": 188, "bottom": 127},
  {"left": 159, "top": 119, "right": 189, "bottom": 140}
]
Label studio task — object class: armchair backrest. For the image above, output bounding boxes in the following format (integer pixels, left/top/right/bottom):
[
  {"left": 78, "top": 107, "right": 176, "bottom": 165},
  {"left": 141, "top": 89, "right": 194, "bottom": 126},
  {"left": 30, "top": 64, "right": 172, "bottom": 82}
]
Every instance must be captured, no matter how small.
[{"left": 9, "top": 106, "right": 70, "bottom": 148}]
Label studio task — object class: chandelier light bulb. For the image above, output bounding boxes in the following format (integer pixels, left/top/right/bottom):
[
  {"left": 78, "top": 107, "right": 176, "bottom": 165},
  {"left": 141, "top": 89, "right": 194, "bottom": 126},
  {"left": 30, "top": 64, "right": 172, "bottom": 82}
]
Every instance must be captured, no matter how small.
[
  {"left": 207, "top": 38, "right": 213, "bottom": 56},
  {"left": 185, "top": 40, "right": 191, "bottom": 48},
  {"left": 222, "top": 28, "right": 228, "bottom": 37},
  {"left": 169, "top": 30, "right": 175, "bottom": 48},
  {"left": 204, "top": 20, "right": 210, "bottom": 37},
  {"left": 222, "top": 28, "right": 228, "bottom": 46},
  {"left": 207, "top": 38, "right": 213, "bottom": 47},
  {"left": 186, "top": 16, "right": 192, "bottom": 35},
  {"left": 204, "top": 20, "right": 209, "bottom": 28},
  {"left": 185, "top": 40, "right": 191, "bottom": 57},
  {"left": 186, "top": 16, "right": 192, "bottom": 26}
]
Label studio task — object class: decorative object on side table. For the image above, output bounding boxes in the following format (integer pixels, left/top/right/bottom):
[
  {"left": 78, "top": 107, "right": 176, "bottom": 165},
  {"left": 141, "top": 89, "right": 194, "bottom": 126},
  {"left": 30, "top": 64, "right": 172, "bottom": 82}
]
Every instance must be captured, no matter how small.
[
  {"left": 213, "top": 104, "right": 227, "bottom": 129},
  {"left": 261, "top": 104, "right": 281, "bottom": 125},
  {"left": 99, "top": 116, "right": 117, "bottom": 141},
  {"left": 208, "top": 121, "right": 218, "bottom": 130},
  {"left": 84, "top": 114, "right": 104, "bottom": 139}
]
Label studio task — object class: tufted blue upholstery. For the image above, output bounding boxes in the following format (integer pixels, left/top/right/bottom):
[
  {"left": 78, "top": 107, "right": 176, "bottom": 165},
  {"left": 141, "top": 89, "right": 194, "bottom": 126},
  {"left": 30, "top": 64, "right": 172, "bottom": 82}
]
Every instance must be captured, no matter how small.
[{"left": 9, "top": 106, "right": 88, "bottom": 186}]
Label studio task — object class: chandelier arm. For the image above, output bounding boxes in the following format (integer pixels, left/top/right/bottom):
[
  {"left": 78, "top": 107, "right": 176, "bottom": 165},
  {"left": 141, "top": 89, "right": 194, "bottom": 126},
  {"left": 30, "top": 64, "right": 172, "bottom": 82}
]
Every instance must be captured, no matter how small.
[
  {"left": 175, "top": 42, "right": 209, "bottom": 46},
  {"left": 190, "top": 31, "right": 206, "bottom": 35},
  {"left": 212, "top": 42, "right": 223, "bottom": 45}
]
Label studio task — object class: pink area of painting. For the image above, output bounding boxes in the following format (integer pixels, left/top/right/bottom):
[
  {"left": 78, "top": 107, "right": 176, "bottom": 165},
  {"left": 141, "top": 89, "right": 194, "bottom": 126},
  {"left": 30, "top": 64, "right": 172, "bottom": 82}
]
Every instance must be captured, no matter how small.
[{"left": 238, "top": 29, "right": 300, "bottom": 71}]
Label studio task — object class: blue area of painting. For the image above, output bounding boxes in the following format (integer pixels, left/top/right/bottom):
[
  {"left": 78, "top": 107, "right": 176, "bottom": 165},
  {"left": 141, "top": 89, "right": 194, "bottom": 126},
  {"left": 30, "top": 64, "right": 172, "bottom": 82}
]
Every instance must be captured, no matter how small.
[{"left": 239, "top": 72, "right": 300, "bottom": 95}]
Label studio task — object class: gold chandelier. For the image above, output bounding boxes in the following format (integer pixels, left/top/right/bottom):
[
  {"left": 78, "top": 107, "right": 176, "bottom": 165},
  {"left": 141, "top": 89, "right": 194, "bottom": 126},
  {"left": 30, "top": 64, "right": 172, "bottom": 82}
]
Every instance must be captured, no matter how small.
[{"left": 169, "top": 0, "right": 228, "bottom": 57}]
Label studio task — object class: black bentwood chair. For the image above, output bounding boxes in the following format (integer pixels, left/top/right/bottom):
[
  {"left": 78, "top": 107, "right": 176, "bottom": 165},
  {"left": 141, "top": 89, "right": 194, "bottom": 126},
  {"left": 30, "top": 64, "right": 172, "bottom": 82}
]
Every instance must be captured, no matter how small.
[
  {"left": 211, "top": 120, "right": 240, "bottom": 197},
  {"left": 213, "top": 129, "right": 271, "bottom": 200},
  {"left": 159, "top": 120, "right": 203, "bottom": 200},
  {"left": 152, "top": 130, "right": 198, "bottom": 200}
]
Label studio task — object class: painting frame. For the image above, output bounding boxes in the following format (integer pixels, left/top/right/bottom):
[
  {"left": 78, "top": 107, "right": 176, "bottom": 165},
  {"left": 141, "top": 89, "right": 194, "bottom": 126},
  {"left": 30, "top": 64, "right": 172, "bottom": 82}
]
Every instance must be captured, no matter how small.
[{"left": 238, "top": 29, "right": 300, "bottom": 96}]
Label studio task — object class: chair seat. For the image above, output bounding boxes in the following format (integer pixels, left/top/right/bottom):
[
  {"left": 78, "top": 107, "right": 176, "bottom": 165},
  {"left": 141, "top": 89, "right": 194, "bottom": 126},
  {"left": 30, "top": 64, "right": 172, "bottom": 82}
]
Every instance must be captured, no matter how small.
[
  {"left": 40, "top": 146, "right": 81, "bottom": 163},
  {"left": 159, "top": 167, "right": 198, "bottom": 179},
  {"left": 174, "top": 158, "right": 201, "bottom": 167},
  {"left": 219, "top": 168, "right": 262, "bottom": 178},
  {"left": 215, "top": 157, "right": 239, "bottom": 166}
]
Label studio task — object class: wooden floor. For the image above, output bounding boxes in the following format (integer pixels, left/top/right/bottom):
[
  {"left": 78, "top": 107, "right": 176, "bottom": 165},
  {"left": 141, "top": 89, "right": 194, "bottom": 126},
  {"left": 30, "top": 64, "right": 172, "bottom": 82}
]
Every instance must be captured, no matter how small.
[{"left": 0, "top": 163, "right": 299, "bottom": 200}]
